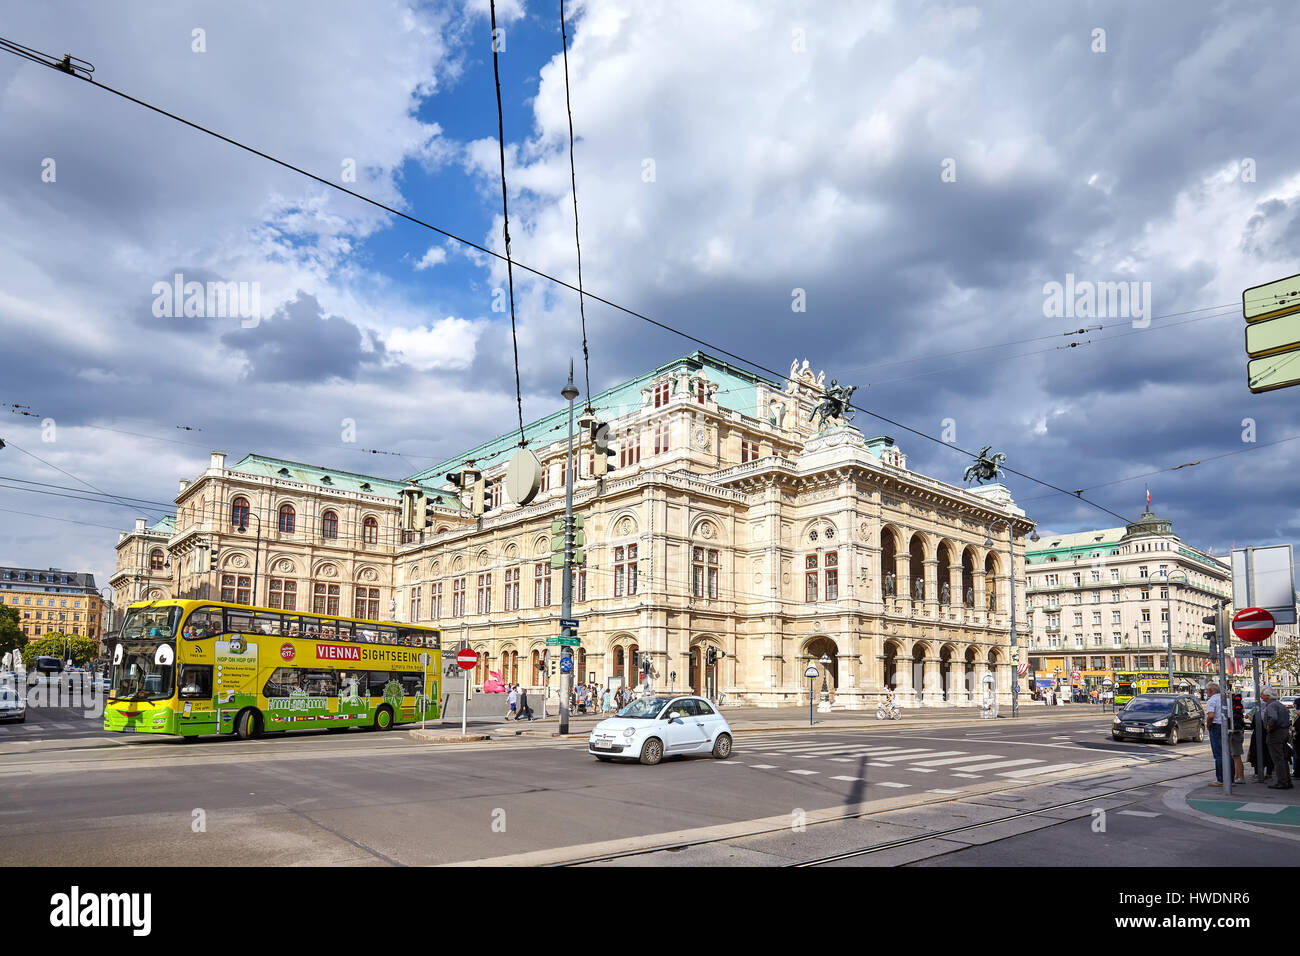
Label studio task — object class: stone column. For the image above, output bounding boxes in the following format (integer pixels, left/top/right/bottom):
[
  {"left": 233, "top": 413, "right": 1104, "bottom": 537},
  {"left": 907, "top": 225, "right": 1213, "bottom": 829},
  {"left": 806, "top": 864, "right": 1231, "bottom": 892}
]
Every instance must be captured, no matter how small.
[
  {"left": 923, "top": 558, "right": 939, "bottom": 618},
  {"left": 948, "top": 562, "right": 963, "bottom": 622},
  {"left": 922, "top": 657, "right": 942, "bottom": 705},
  {"left": 893, "top": 651, "right": 913, "bottom": 704},
  {"left": 974, "top": 568, "right": 987, "bottom": 624},
  {"left": 894, "top": 552, "right": 910, "bottom": 615}
]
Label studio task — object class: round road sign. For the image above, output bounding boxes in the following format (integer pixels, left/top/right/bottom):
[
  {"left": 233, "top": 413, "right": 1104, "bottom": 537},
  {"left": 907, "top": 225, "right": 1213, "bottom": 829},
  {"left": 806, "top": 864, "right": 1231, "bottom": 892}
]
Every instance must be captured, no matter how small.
[
  {"left": 1232, "top": 607, "right": 1276, "bottom": 644},
  {"left": 456, "top": 648, "right": 479, "bottom": 670}
]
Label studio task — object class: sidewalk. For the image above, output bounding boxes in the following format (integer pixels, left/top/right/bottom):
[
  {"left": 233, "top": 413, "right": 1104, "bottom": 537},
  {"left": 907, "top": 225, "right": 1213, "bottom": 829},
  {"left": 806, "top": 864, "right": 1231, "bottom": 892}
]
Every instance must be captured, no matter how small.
[
  {"left": 410, "top": 701, "right": 1113, "bottom": 740},
  {"left": 1183, "top": 770, "right": 1300, "bottom": 830}
]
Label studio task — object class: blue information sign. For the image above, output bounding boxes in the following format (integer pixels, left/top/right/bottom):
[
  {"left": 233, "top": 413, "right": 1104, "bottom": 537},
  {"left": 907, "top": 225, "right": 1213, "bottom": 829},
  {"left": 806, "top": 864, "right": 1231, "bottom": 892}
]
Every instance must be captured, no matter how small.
[
  {"left": 559, "top": 657, "right": 573, "bottom": 674},
  {"left": 560, "top": 618, "right": 579, "bottom": 629}
]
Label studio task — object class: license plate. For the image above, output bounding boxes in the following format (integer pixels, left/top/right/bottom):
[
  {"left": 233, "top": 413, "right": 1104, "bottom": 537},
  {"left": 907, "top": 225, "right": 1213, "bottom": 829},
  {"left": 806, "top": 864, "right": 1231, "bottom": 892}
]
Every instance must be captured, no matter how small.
[
  {"left": 1126, "top": 726, "right": 1141, "bottom": 733},
  {"left": 120, "top": 726, "right": 136, "bottom": 733},
  {"left": 594, "top": 740, "right": 613, "bottom": 750}
]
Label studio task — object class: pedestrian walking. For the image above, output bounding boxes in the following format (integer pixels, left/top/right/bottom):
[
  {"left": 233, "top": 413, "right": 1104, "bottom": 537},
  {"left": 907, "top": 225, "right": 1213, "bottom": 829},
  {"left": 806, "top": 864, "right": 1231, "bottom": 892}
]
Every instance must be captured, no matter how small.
[
  {"left": 1205, "top": 682, "right": 1225, "bottom": 786},
  {"left": 506, "top": 684, "right": 518, "bottom": 721},
  {"left": 1261, "top": 686, "right": 1293, "bottom": 789},
  {"left": 517, "top": 685, "right": 532, "bottom": 721}
]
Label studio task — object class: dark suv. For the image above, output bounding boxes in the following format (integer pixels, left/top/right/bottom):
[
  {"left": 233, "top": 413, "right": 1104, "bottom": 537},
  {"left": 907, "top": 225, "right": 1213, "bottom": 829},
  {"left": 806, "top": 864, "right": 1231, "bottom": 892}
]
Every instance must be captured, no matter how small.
[{"left": 1112, "top": 694, "right": 1206, "bottom": 744}]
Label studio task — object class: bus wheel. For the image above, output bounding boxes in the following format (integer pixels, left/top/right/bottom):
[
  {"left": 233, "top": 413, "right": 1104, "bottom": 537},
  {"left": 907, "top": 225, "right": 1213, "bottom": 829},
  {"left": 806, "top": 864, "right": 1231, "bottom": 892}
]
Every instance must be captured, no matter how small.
[
  {"left": 373, "top": 706, "right": 394, "bottom": 731},
  {"left": 235, "top": 708, "right": 261, "bottom": 740}
]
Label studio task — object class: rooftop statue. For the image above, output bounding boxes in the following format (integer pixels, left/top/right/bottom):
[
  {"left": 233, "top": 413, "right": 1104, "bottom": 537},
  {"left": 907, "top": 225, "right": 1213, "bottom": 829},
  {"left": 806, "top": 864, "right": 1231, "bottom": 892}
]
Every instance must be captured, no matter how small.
[
  {"left": 809, "top": 379, "right": 858, "bottom": 433},
  {"left": 964, "top": 445, "right": 1006, "bottom": 485}
]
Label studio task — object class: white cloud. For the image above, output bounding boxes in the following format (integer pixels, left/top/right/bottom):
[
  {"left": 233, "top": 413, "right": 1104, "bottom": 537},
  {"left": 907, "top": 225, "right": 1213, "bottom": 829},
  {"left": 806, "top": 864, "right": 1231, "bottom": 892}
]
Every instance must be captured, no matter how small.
[
  {"left": 385, "top": 317, "right": 482, "bottom": 370},
  {"left": 414, "top": 246, "right": 449, "bottom": 270}
]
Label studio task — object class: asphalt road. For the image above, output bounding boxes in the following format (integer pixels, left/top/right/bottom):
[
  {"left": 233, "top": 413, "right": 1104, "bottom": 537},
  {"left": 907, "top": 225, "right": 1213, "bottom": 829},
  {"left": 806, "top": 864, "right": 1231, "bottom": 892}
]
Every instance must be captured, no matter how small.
[{"left": 0, "top": 711, "right": 1224, "bottom": 866}]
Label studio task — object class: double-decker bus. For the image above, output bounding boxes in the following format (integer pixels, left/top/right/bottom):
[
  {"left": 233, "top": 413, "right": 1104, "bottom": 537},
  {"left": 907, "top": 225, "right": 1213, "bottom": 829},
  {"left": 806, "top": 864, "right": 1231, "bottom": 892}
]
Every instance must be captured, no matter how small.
[
  {"left": 1113, "top": 670, "right": 1170, "bottom": 706},
  {"left": 103, "top": 599, "right": 441, "bottom": 740}
]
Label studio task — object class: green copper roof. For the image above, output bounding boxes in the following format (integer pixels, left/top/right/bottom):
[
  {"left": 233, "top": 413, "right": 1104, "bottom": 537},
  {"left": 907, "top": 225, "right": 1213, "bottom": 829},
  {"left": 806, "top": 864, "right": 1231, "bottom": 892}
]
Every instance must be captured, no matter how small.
[
  {"left": 148, "top": 515, "right": 176, "bottom": 535},
  {"left": 229, "top": 454, "right": 460, "bottom": 507},
  {"left": 407, "top": 351, "right": 780, "bottom": 483}
]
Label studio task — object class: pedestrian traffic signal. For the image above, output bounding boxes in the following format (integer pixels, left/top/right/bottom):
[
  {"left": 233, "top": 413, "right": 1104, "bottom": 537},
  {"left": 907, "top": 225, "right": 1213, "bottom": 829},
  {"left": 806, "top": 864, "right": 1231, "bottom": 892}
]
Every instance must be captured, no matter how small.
[
  {"left": 400, "top": 484, "right": 428, "bottom": 531},
  {"left": 549, "top": 514, "right": 586, "bottom": 569},
  {"left": 470, "top": 473, "right": 488, "bottom": 518},
  {"left": 1231, "top": 692, "right": 1244, "bottom": 728},
  {"left": 592, "top": 422, "right": 615, "bottom": 477},
  {"left": 706, "top": 647, "right": 716, "bottom": 666},
  {"left": 208, "top": 542, "right": 218, "bottom": 569}
]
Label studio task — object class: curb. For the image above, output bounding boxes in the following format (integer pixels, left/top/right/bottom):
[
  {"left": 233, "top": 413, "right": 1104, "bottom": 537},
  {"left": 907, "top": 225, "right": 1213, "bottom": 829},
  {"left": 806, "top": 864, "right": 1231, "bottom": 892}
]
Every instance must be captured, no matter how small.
[{"left": 408, "top": 732, "right": 492, "bottom": 743}]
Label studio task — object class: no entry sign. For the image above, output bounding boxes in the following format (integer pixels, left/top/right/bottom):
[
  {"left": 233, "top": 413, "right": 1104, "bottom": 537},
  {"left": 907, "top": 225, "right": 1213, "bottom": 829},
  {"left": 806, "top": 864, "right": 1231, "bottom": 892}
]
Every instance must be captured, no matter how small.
[
  {"left": 1232, "top": 607, "right": 1276, "bottom": 644},
  {"left": 456, "top": 648, "right": 479, "bottom": 670}
]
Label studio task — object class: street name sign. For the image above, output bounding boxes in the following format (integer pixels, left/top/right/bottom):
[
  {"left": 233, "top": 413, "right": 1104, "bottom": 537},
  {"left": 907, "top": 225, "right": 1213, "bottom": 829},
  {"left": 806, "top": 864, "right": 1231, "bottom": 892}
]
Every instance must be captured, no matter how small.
[
  {"left": 1234, "top": 645, "right": 1277, "bottom": 658},
  {"left": 545, "top": 635, "right": 582, "bottom": 647},
  {"left": 1242, "top": 274, "right": 1300, "bottom": 392},
  {"left": 560, "top": 618, "right": 579, "bottom": 629}
]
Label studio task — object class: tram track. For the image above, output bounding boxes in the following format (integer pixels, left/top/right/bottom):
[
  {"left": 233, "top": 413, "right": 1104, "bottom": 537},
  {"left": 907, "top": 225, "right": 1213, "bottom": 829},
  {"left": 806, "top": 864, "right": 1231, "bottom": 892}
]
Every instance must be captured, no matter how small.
[{"left": 551, "top": 765, "right": 1207, "bottom": 867}]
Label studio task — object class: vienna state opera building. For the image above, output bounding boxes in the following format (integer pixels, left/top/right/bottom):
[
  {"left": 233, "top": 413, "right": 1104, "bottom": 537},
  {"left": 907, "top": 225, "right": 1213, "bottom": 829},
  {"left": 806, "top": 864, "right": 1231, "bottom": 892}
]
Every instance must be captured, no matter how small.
[{"left": 111, "top": 352, "right": 1037, "bottom": 709}]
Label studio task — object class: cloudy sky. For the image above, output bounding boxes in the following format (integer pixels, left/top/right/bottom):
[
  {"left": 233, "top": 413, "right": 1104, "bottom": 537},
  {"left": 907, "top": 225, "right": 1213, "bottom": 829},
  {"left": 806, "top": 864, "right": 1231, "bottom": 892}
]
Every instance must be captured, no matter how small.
[{"left": 1, "top": 0, "right": 1298, "bottom": 588}]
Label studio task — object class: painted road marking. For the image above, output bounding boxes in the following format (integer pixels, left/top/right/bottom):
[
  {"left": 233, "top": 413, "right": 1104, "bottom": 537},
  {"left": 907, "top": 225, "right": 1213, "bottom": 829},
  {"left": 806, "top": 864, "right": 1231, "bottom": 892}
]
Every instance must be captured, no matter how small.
[
  {"left": 1237, "top": 803, "right": 1286, "bottom": 815},
  {"left": 788, "top": 769, "right": 819, "bottom": 776},
  {"left": 910, "top": 754, "right": 1002, "bottom": 767},
  {"left": 875, "top": 750, "right": 966, "bottom": 763},
  {"left": 878, "top": 782, "right": 911, "bottom": 789},
  {"left": 749, "top": 764, "right": 778, "bottom": 769},
  {"left": 956, "top": 758, "right": 1042, "bottom": 772},
  {"left": 928, "top": 789, "right": 962, "bottom": 794},
  {"left": 997, "top": 763, "right": 1083, "bottom": 778},
  {"left": 905, "top": 768, "right": 938, "bottom": 773},
  {"left": 1117, "top": 810, "right": 1162, "bottom": 818},
  {"left": 951, "top": 772, "right": 982, "bottom": 778},
  {"left": 830, "top": 775, "right": 862, "bottom": 782}
]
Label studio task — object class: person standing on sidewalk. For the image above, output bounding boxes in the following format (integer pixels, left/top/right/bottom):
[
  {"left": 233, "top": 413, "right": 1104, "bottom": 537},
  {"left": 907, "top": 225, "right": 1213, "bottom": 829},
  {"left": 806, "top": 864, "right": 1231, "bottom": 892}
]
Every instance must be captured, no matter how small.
[
  {"left": 1205, "top": 682, "right": 1225, "bottom": 787},
  {"left": 1261, "top": 686, "right": 1293, "bottom": 789}
]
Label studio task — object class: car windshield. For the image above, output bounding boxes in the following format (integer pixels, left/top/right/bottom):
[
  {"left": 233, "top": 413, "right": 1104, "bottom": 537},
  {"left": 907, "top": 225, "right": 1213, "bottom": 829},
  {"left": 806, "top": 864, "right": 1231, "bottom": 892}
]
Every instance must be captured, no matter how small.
[
  {"left": 1121, "top": 698, "right": 1173, "bottom": 717},
  {"left": 0, "top": 688, "right": 18, "bottom": 702},
  {"left": 618, "top": 697, "right": 672, "bottom": 719},
  {"left": 109, "top": 643, "right": 175, "bottom": 702}
]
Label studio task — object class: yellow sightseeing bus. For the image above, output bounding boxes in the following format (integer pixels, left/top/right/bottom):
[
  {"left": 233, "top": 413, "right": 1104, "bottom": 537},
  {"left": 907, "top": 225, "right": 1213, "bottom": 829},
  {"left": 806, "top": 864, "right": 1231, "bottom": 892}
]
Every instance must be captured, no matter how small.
[
  {"left": 1113, "top": 670, "right": 1170, "bottom": 706},
  {"left": 103, "top": 599, "right": 441, "bottom": 740}
]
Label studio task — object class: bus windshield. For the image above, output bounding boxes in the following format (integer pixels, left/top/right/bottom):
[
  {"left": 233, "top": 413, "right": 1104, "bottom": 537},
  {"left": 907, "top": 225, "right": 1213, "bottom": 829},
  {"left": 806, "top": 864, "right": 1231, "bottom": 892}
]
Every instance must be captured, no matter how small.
[
  {"left": 120, "top": 605, "right": 182, "bottom": 642},
  {"left": 110, "top": 643, "right": 175, "bottom": 702}
]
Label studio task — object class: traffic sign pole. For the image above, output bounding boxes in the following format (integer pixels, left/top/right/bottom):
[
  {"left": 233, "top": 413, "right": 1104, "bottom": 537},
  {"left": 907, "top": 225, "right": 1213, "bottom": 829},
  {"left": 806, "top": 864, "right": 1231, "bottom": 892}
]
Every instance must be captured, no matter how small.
[{"left": 456, "top": 648, "right": 478, "bottom": 737}]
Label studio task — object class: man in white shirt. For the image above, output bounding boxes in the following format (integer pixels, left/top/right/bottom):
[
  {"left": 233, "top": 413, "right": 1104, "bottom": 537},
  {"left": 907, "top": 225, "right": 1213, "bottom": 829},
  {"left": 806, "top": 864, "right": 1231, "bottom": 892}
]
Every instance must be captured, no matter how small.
[{"left": 1204, "top": 682, "right": 1224, "bottom": 786}]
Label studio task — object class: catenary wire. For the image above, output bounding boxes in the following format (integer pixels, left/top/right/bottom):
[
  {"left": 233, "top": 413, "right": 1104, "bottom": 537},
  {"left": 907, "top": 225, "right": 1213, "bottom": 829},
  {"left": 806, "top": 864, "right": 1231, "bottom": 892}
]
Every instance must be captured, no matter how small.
[
  {"left": 560, "top": 0, "right": 593, "bottom": 408},
  {"left": 0, "top": 34, "right": 1234, "bottom": 527}
]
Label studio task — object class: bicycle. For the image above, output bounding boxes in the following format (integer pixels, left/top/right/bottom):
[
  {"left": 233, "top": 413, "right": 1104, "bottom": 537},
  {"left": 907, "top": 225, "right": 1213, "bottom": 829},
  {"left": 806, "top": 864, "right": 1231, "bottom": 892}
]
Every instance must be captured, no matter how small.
[{"left": 875, "top": 702, "right": 903, "bottom": 720}]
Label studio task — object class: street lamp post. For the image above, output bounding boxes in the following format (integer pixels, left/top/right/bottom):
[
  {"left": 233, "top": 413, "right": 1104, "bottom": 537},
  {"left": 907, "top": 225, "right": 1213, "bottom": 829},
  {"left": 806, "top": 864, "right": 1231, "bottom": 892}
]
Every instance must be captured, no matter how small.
[
  {"left": 237, "top": 510, "right": 262, "bottom": 607},
  {"left": 986, "top": 519, "right": 1039, "bottom": 718},
  {"left": 805, "top": 663, "right": 819, "bottom": 726},
  {"left": 817, "top": 653, "right": 833, "bottom": 713},
  {"left": 558, "top": 361, "right": 580, "bottom": 736},
  {"left": 1159, "top": 569, "right": 1188, "bottom": 693}
]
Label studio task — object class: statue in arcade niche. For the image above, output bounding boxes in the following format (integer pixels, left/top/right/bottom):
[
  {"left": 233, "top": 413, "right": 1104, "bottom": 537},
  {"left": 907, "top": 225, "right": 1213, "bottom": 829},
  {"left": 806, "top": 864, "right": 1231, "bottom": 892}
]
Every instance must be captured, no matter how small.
[{"left": 940, "top": 582, "right": 951, "bottom": 605}]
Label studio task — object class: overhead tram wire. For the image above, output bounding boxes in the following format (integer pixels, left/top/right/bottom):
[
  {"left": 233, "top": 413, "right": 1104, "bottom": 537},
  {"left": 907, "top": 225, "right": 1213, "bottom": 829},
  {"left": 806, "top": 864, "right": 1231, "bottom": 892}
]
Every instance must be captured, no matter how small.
[
  {"left": 0, "top": 34, "right": 1137, "bottom": 526},
  {"left": 488, "top": 1, "right": 527, "bottom": 448},
  {"left": 0, "top": 438, "right": 145, "bottom": 512},
  {"left": 560, "top": 0, "right": 593, "bottom": 408}
]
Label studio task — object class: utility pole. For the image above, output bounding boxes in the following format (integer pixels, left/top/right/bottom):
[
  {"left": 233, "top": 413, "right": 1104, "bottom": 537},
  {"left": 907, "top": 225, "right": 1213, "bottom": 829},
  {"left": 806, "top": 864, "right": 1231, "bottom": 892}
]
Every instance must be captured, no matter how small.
[{"left": 558, "top": 361, "right": 579, "bottom": 736}]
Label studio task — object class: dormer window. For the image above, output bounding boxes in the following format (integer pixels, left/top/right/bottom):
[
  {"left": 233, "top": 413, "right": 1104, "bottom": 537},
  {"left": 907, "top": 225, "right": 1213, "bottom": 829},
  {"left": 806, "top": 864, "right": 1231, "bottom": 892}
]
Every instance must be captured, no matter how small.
[
  {"left": 696, "top": 379, "right": 706, "bottom": 403},
  {"left": 360, "top": 482, "right": 372, "bottom": 492},
  {"left": 320, "top": 475, "right": 333, "bottom": 485},
  {"left": 653, "top": 381, "right": 670, "bottom": 407},
  {"left": 278, "top": 467, "right": 291, "bottom": 477}
]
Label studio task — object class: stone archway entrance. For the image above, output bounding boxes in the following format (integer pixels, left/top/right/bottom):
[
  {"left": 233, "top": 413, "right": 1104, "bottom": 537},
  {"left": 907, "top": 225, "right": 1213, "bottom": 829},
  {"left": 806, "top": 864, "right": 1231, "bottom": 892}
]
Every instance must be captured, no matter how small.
[
  {"left": 912, "top": 645, "right": 926, "bottom": 701},
  {"left": 964, "top": 647, "right": 977, "bottom": 700},
  {"left": 688, "top": 639, "right": 721, "bottom": 699},
  {"left": 940, "top": 646, "right": 955, "bottom": 701},
  {"left": 882, "top": 642, "right": 900, "bottom": 688},
  {"left": 805, "top": 637, "right": 839, "bottom": 697}
]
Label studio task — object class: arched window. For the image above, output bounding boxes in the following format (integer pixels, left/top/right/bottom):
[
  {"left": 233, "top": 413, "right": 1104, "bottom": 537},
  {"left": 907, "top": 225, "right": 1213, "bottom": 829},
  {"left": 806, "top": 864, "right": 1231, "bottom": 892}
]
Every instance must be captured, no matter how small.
[
  {"left": 362, "top": 516, "right": 378, "bottom": 544},
  {"left": 321, "top": 511, "right": 338, "bottom": 539},
  {"left": 278, "top": 504, "right": 295, "bottom": 533},
  {"left": 230, "top": 497, "right": 250, "bottom": 528},
  {"left": 149, "top": 549, "right": 164, "bottom": 570}
]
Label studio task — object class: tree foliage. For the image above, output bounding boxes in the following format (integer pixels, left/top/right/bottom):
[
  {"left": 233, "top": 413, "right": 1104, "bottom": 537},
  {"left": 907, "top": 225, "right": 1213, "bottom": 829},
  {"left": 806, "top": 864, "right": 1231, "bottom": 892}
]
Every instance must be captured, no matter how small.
[
  {"left": 20, "top": 633, "right": 99, "bottom": 669},
  {"left": 1271, "top": 635, "right": 1300, "bottom": 685},
  {"left": 0, "top": 605, "right": 25, "bottom": 661}
]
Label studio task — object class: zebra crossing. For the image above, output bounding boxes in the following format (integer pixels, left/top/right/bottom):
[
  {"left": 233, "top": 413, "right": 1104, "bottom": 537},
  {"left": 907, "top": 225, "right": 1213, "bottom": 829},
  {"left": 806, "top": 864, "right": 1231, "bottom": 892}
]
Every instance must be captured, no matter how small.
[{"left": 729, "top": 734, "right": 1090, "bottom": 789}]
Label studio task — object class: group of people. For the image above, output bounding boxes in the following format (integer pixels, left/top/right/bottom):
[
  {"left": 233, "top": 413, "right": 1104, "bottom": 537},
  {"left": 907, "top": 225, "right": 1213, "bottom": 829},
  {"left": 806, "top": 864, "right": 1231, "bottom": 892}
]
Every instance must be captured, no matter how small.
[
  {"left": 1205, "top": 682, "right": 1296, "bottom": 790},
  {"left": 502, "top": 682, "right": 642, "bottom": 721}
]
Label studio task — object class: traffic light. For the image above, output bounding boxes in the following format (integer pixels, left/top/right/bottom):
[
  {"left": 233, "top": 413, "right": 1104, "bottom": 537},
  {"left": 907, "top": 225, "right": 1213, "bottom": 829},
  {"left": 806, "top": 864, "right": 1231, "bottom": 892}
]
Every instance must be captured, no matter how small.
[
  {"left": 208, "top": 542, "right": 218, "bottom": 570},
  {"left": 401, "top": 484, "right": 428, "bottom": 531},
  {"left": 706, "top": 646, "right": 716, "bottom": 666},
  {"left": 592, "top": 422, "right": 615, "bottom": 477},
  {"left": 1231, "top": 692, "right": 1244, "bottom": 729},
  {"left": 549, "top": 514, "right": 586, "bottom": 569},
  {"left": 471, "top": 473, "right": 488, "bottom": 518}
]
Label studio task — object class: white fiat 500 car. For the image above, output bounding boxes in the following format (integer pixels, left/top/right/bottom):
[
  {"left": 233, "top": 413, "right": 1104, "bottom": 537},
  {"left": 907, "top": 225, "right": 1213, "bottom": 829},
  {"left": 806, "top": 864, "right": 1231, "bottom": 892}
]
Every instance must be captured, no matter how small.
[{"left": 589, "top": 695, "right": 733, "bottom": 765}]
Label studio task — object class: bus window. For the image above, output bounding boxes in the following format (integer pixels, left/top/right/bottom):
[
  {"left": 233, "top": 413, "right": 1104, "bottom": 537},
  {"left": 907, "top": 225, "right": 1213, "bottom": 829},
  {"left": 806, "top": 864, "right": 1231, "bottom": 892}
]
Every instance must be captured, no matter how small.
[
  {"left": 252, "top": 612, "right": 283, "bottom": 636},
  {"left": 378, "top": 626, "right": 399, "bottom": 645},
  {"left": 367, "top": 671, "right": 395, "bottom": 696},
  {"left": 303, "top": 670, "right": 337, "bottom": 696},
  {"left": 398, "top": 673, "right": 423, "bottom": 697},
  {"left": 186, "top": 607, "right": 224, "bottom": 638},
  {"left": 224, "top": 609, "right": 253, "bottom": 636},
  {"left": 332, "top": 621, "right": 353, "bottom": 642},
  {"left": 320, "top": 622, "right": 336, "bottom": 640},
  {"left": 358, "top": 628, "right": 378, "bottom": 643},
  {"left": 179, "top": 664, "right": 213, "bottom": 699}
]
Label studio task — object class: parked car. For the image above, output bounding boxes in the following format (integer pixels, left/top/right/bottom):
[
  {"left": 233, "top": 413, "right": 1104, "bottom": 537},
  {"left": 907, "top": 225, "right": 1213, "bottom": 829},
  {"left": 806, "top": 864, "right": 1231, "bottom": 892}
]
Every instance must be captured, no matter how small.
[
  {"left": 1280, "top": 695, "right": 1298, "bottom": 713},
  {"left": 0, "top": 686, "right": 26, "bottom": 723},
  {"left": 589, "top": 695, "right": 733, "bottom": 765},
  {"left": 1112, "top": 693, "right": 1206, "bottom": 744}
]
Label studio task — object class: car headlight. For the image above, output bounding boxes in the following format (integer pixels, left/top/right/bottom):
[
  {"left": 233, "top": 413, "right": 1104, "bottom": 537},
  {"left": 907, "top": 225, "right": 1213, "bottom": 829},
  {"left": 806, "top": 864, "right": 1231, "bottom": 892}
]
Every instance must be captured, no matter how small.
[
  {"left": 1151, "top": 718, "right": 1168, "bottom": 727},
  {"left": 623, "top": 727, "right": 636, "bottom": 737}
]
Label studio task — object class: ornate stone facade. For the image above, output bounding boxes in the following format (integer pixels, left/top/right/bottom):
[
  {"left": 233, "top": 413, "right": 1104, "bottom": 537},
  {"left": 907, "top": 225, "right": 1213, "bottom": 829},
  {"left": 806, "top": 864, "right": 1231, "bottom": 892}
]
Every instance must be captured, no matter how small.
[{"left": 113, "top": 352, "right": 1036, "bottom": 708}]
